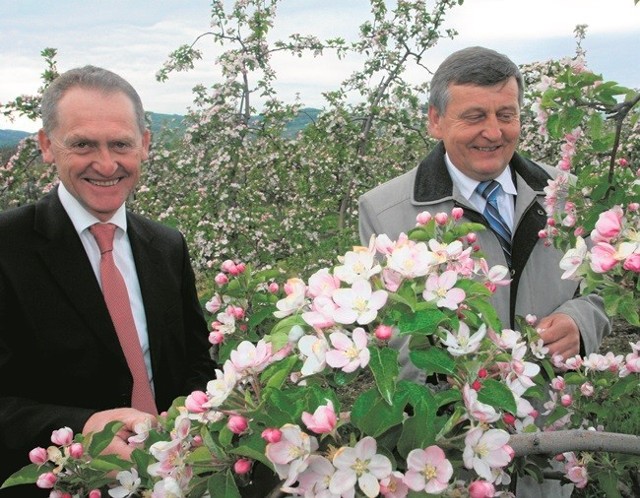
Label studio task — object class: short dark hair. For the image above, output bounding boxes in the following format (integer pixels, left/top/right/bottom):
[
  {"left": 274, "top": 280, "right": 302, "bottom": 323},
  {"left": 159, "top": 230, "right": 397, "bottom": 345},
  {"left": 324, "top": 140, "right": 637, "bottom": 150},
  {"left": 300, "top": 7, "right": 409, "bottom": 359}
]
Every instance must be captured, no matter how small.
[
  {"left": 429, "top": 46, "right": 524, "bottom": 114},
  {"left": 40, "top": 65, "right": 146, "bottom": 134}
]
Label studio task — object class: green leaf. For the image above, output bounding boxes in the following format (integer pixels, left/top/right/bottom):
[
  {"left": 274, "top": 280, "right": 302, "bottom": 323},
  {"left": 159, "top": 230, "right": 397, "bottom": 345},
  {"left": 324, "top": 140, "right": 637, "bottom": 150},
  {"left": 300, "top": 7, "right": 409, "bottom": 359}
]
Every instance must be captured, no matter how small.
[
  {"left": 87, "top": 421, "right": 124, "bottom": 456},
  {"left": 409, "top": 347, "right": 455, "bottom": 376},
  {"left": 247, "top": 304, "right": 277, "bottom": 330},
  {"left": 397, "top": 308, "right": 446, "bottom": 335},
  {"left": 351, "top": 387, "right": 407, "bottom": 437},
  {"left": 477, "top": 379, "right": 517, "bottom": 414},
  {"left": 609, "top": 375, "right": 639, "bottom": 400},
  {"left": 368, "top": 346, "right": 399, "bottom": 404},
  {"left": 87, "top": 454, "right": 130, "bottom": 472},
  {"left": 207, "top": 470, "right": 241, "bottom": 498},
  {"left": 261, "top": 355, "right": 298, "bottom": 391},
  {"left": 230, "top": 433, "right": 272, "bottom": 469},
  {"left": 0, "top": 463, "right": 40, "bottom": 488}
]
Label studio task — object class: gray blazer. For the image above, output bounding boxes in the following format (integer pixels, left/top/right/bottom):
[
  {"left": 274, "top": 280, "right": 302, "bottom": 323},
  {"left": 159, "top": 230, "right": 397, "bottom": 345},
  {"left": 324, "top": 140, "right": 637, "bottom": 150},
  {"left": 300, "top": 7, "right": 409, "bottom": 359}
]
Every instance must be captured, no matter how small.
[{"left": 359, "top": 142, "right": 610, "bottom": 382}]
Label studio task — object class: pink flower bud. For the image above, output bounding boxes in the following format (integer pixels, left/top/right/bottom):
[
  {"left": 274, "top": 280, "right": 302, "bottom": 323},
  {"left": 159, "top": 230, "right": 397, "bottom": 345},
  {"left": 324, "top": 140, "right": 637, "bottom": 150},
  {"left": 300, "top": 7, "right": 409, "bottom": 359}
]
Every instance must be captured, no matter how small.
[
  {"left": 214, "top": 273, "right": 229, "bottom": 285},
  {"left": 530, "top": 409, "right": 539, "bottom": 419},
  {"left": 477, "top": 368, "right": 488, "bottom": 379},
  {"left": 546, "top": 218, "right": 556, "bottom": 227},
  {"left": 29, "top": 447, "right": 48, "bottom": 465},
  {"left": 434, "top": 212, "right": 448, "bottom": 225},
  {"left": 36, "top": 472, "right": 57, "bottom": 489},
  {"left": 228, "top": 305, "right": 245, "bottom": 320},
  {"left": 471, "top": 380, "right": 482, "bottom": 391},
  {"left": 185, "top": 390, "right": 209, "bottom": 413},
  {"left": 466, "top": 232, "right": 477, "bottom": 244},
  {"left": 580, "top": 382, "right": 594, "bottom": 397},
  {"left": 234, "top": 458, "right": 252, "bottom": 475},
  {"left": 268, "top": 282, "right": 279, "bottom": 293},
  {"left": 208, "top": 330, "right": 225, "bottom": 345},
  {"left": 525, "top": 314, "right": 537, "bottom": 326},
  {"left": 573, "top": 226, "right": 585, "bottom": 237},
  {"left": 227, "top": 415, "right": 249, "bottom": 434},
  {"left": 451, "top": 207, "right": 464, "bottom": 220},
  {"left": 261, "top": 428, "right": 282, "bottom": 443},
  {"left": 503, "top": 413, "right": 516, "bottom": 425},
  {"left": 89, "top": 490, "right": 102, "bottom": 498},
  {"left": 69, "top": 443, "right": 84, "bottom": 459},
  {"left": 51, "top": 427, "right": 74, "bottom": 446},
  {"left": 374, "top": 324, "right": 394, "bottom": 341},
  {"left": 551, "top": 377, "right": 565, "bottom": 391},
  {"left": 560, "top": 394, "right": 573, "bottom": 407},
  {"left": 416, "top": 211, "right": 432, "bottom": 225},
  {"left": 468, "top": 480, "right": 495, "bottom": 498},
  {"left": 231, "top": 263, "right": 246, "bottom": 276},
  {"left": 628, "top": 202, "right": 639, "bottom": 212},
  {"left": 537, "top": 229, "right": 547, "bottom": 239},
  {"left": 221, "top": 260, "right": 236, "bottom": 273},
  {"left": 618, "top": 158, "right": 629, "bottom": 167}
]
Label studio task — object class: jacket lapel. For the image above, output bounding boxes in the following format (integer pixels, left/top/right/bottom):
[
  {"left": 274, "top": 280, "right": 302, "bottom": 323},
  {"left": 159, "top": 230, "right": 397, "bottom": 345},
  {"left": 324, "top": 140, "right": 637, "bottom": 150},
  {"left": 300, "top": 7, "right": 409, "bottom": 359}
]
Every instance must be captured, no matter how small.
[
  {"left": 33, "top": 190, "right": 126, "bottom": 359},
  {"left": 126, "top": 215, "right": 167, "bottom": 373}
]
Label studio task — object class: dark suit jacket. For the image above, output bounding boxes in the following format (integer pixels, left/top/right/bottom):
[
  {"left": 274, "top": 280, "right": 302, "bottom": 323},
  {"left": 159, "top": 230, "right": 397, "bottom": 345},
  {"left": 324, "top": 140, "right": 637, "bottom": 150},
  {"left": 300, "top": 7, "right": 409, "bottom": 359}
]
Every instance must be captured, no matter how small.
[{"left": 0, "top": 188, "right": 216, "bottom": 495}]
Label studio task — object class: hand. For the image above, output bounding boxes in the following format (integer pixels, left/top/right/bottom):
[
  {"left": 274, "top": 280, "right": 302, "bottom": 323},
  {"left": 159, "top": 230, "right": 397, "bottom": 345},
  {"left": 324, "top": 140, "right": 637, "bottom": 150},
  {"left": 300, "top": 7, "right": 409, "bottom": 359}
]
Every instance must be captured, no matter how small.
[
  {"left": 536, "top": 312, "right": 580, "bottom": 359},
  {"left": 82, "top": 407, "right": 157, "bottom": 460}
]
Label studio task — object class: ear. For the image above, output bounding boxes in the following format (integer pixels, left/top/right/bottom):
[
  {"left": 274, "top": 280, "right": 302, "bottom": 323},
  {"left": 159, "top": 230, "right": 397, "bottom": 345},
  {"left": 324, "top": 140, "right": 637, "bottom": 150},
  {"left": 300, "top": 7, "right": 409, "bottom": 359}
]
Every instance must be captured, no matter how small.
[
  {"left": 37, "top": 129, "right": 56, "bottom": 163},
  {"left": 427, "top": 105, "right": 443, "bottom": 139},
  {"left": 141, "top": 129, "right": 151, "bottom": 161}
]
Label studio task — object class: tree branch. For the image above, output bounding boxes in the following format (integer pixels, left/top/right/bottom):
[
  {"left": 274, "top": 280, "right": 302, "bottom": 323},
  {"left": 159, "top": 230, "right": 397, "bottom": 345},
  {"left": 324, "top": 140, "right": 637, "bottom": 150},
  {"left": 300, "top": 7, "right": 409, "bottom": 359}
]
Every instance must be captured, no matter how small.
[{"left": 509, "top": 430, "right": 640, "bottom": 457}]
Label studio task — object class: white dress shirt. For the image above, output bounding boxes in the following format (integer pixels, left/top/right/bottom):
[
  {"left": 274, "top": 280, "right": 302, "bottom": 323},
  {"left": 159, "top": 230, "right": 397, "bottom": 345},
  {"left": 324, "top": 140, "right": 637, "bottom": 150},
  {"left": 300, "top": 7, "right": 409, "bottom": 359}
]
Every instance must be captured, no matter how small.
[
  {"left": 57, "top": 183, "right": 154, "bottom": 387},
  {"left": 444, "top": 153, "right": 517, "bottom": 231}
]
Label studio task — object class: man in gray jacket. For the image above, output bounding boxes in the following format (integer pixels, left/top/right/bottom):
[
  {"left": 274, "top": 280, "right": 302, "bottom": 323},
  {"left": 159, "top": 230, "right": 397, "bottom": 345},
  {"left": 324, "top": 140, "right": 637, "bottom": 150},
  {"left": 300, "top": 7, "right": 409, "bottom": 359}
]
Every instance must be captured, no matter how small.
[{"left": 358, "top": 46, "right": 610, "bottom": 496}]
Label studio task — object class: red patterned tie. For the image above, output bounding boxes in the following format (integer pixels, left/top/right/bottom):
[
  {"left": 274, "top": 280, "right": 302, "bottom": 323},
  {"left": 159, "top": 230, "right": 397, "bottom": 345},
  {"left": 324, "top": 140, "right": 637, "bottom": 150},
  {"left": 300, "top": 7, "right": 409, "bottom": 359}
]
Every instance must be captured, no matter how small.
[{"left": 90, "top": 223, "right": 158, "bottom": 414}]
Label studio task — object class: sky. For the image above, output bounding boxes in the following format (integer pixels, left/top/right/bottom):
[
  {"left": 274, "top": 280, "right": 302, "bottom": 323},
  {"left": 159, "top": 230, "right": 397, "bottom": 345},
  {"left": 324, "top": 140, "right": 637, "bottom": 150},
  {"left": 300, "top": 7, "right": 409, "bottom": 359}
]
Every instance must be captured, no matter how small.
[{"left": 1, "top": 0, "right": 639, "bottom": 133}]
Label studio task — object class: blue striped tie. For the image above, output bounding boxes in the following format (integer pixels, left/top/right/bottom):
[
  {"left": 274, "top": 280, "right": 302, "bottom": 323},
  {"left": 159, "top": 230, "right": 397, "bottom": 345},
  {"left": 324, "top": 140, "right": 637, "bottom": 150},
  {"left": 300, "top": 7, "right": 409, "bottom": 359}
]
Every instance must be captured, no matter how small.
[{"left": 477, "top": 180, "right": 512, "bottom": 266}]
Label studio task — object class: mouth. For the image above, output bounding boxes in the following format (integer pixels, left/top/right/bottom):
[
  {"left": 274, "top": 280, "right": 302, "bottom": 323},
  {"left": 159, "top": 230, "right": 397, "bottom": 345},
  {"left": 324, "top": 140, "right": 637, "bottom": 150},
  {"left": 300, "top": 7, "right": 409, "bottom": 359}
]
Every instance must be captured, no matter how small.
[
  {"left": 474, "top": 145, "right": 501, "bottom": 152},
  {"left": 86, "top": 178, "right": 121, "bottom": 187}
]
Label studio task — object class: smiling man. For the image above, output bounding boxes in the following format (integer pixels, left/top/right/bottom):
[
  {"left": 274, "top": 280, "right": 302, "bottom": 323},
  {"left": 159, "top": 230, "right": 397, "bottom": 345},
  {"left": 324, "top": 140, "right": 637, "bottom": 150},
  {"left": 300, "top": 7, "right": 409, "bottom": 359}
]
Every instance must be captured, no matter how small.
[
  {"left": 358, "top": 47, "right": 611, "bottom": 496},
  {"left": 0, "top": 65, "right": 216, "bottom": 497}
]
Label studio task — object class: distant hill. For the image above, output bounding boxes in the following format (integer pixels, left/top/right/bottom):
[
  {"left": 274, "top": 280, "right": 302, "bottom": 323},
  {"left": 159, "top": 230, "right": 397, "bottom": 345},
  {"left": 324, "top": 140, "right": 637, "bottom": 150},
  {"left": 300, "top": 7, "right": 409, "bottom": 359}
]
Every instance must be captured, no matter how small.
[
  {"left": 0, "top": 108, "right": 322, "bottom": 148},
  {"left": 0, "top": 129, "right": 32, "bottom": 148}
]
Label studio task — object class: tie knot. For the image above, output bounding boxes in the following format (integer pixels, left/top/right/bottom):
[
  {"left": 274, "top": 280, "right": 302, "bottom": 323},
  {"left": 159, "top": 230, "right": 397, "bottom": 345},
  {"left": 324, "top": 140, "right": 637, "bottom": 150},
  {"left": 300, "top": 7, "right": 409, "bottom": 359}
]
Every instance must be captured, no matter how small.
[
  {"left": 90, "top": 223, "right": 117, "bottom": 254},
  {"left": 476, "top": 180, "right": 502, "bottom": 201}
]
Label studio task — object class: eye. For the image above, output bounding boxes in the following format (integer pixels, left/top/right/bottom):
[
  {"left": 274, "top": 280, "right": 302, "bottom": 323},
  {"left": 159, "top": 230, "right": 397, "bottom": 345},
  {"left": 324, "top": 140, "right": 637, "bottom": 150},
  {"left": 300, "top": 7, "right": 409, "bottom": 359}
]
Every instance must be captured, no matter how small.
[
  {"left": 464, "top": 114, "right": 485, "bottom": 123},
  {"left": 112, "top": 141, "right": 133, "bottom": 151},
  {"left": 498, "top": 112, "right": 518, "bottom": 122}
]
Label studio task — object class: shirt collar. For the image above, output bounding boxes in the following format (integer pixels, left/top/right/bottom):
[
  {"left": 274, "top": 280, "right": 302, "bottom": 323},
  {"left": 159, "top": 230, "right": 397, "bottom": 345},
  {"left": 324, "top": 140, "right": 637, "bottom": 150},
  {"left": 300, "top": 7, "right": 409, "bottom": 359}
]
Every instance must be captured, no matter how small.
[
  {"left": 444, "top": 153, "right": 517, "bottom": 202},
  {"left": 57, "top": 182, "right": 128, "bottom": 235}
]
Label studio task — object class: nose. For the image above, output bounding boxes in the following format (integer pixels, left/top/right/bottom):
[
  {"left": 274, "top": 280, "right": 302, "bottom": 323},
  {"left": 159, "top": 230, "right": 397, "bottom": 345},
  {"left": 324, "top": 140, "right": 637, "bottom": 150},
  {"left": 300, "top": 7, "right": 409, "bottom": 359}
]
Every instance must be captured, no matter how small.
[
  {"left": 481, "top": 115, "right": 503, "bottom": 141},
  {"left": 93, "top": 146, "right": 119, "bottom": 176}
]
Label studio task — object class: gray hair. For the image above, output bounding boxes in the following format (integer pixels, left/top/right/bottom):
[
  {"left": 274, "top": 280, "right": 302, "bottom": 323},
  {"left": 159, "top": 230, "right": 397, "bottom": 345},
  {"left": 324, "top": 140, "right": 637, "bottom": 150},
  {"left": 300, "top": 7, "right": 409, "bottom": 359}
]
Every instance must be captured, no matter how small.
[
  {"left": 428, "top": 46, "right": 524, "bottom": 114},
  {"left": 40, "top": 65, "right": 146, "bottom": 134}
]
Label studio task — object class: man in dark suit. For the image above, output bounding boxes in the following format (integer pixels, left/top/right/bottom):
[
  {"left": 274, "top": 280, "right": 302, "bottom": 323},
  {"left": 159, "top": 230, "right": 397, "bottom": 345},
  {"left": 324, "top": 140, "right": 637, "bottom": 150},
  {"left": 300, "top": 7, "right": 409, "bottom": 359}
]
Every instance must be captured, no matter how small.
[{"left": 0, "top": 65, "right": 216, "bottom": 496}]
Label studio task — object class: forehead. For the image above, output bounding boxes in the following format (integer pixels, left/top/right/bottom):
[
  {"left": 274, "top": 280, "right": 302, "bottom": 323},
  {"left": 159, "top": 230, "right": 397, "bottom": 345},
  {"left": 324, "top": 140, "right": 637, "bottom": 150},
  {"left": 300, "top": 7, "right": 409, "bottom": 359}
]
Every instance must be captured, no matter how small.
[
  {"left": 447, "top": 78, "right": 520, "bottom": 110},
  {"left": 54, "top": 87, "right": 139, "bottom": 134}
]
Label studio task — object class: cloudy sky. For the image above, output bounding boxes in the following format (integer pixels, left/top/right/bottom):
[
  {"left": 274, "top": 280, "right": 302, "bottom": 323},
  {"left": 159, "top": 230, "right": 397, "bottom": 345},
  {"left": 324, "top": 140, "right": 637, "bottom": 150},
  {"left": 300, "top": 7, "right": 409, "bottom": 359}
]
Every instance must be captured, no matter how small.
[{"left": 1, "top": 0, "right": 638, "bottom": 132}]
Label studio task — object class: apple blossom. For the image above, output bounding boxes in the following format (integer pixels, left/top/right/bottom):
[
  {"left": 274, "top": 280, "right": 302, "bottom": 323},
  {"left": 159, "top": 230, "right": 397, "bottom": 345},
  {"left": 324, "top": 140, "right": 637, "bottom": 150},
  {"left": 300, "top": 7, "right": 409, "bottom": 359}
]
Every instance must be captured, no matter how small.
[
  {"left": 109, "top": 469, "right": 142, "bottom": 498},
  {"left": 330, "top": 436, "right": 392, "bottom": 498},
  {"left": 463, "top": 428, "right": 513, "bottom": 481},
  {"left": 441, "top": 322, "right": 486, "bottom": 357},
  {"left": 51, "top": 427, "right": 74, "bottom": 446},
  {"left": 302, "top": 399, "right": 338, "bottom": 434},
  {"left": 333, "top": 246, "right": 381, "bottom": 283},
  {"left": 423, "top": 270, "right": 466, "bottom": 310},
  {"left": 266, "top": 424, "right": 319, "bottom": 487},
  {"left": 404, "top": 445, "right": 453, "bottom": 494},
  {"left": 297, "top": 333, "right": 329, "bottom": 377},
  {"left": 379, "top": 471, "right": 409, "bottom": 498},
  {"left": 332, "top": 279, "right": 388, "bottom": 325},
  {"left": 325, "top": 327, "right": 370, "bottom": 373}
]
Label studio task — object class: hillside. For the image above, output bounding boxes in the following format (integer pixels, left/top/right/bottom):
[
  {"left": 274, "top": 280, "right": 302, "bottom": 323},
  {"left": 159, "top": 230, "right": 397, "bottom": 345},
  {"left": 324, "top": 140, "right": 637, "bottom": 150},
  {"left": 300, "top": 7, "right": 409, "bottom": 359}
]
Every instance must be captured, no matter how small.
[{"left": 0, "top": 108, "right": 322, "bottom": 148}]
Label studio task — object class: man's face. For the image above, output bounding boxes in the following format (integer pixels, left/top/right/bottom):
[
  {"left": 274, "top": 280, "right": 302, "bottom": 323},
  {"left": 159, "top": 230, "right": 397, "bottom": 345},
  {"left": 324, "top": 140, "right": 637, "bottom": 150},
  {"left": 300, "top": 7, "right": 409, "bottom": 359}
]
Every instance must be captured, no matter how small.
[
  {"left": 38, "top": 87, "right": 150, "bottom": 222},
  {"left": 428, "top": 77, "right": 521, "bottom": 181}
]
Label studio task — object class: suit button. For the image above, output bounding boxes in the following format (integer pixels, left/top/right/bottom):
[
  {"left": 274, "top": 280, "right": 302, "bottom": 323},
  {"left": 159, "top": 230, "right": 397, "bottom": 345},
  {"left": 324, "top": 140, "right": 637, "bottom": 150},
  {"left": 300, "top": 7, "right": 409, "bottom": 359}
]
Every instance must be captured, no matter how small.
[{"left": 510, "top": 268, "right": 516, "bottom": 276}]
